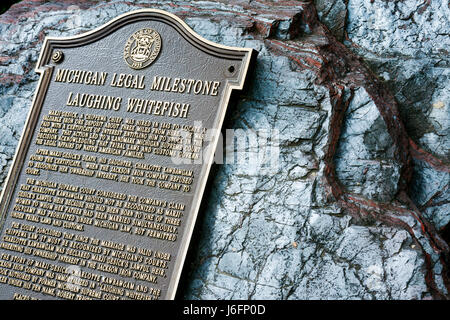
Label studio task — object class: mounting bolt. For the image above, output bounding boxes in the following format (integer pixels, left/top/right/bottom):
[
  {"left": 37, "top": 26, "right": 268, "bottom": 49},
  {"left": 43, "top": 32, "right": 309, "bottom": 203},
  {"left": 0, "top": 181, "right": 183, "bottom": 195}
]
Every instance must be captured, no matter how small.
[{"left": 51, "top": 50, "right": 64, "bottom": 64}]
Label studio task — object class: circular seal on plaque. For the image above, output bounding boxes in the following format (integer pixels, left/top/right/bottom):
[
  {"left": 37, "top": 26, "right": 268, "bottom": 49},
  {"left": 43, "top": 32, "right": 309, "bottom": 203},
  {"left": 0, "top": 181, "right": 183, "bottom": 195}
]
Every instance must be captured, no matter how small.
[{"left": 124, "top": 28, "right": 161, "bottom": 69}]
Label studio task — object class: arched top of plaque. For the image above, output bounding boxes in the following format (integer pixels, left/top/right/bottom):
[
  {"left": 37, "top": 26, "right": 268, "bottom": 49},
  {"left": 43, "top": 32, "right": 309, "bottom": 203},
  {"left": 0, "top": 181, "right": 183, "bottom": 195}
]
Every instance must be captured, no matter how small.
[{"left": 37, "top": 9, "right": 254, "bottom": 90}]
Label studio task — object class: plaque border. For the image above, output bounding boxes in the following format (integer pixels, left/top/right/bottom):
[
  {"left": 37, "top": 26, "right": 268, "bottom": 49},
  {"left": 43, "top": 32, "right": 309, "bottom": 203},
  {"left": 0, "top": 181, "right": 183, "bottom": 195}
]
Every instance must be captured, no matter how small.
[{"left": 0, "top": 9, "right": 255, "bottom": 300}]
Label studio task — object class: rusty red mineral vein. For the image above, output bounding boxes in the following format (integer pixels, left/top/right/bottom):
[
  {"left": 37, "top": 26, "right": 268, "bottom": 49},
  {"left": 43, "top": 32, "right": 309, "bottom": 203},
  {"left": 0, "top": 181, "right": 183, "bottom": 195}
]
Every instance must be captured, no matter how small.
[
  {"left": 419, "top": 185, "right": 450, "bottom": 211},
  {"left": 271, "top": 1, "right": 450, "bottom": 299},
  {"left": 409, "top": 139, "right": 450, "bottom": 174},
  {"left": 0, "top": 74, "right": 24, "bottom": 85}
]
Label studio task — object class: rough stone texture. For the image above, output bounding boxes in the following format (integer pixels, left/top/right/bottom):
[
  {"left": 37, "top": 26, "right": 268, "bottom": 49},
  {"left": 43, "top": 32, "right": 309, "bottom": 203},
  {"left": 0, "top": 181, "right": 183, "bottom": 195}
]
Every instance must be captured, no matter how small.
[
  {"left": 341, "top": 1, "right": 450, "bottom": 255},
  {"left": 314, "top": 0, "right": 347, "bottom": 41},
  {"left": 0, "top": 0, "right": 448, "bottom": 299},
  {"left": 335, "top": 87, "right": 400, "bottom": 202}
]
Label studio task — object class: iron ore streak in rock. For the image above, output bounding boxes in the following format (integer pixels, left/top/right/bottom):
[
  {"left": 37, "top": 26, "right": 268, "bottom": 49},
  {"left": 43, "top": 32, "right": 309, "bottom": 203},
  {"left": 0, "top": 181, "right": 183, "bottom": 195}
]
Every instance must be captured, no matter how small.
[{"left": 0, "top": 9, "right": 254, "bottom": 300}]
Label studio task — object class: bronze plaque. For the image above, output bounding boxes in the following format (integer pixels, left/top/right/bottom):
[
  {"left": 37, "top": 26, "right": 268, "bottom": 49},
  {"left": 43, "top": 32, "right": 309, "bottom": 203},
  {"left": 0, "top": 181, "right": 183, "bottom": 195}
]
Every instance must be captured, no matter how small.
[{"left": 0, "top": 9, "right": 254, "bottom": 300}]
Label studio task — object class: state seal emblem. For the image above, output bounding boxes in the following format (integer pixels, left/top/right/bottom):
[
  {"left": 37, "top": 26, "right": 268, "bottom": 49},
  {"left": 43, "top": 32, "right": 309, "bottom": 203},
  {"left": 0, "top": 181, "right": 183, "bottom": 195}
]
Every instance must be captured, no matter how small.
[{"left": 124, "top": 28, "right": 161, "bottom": 69}]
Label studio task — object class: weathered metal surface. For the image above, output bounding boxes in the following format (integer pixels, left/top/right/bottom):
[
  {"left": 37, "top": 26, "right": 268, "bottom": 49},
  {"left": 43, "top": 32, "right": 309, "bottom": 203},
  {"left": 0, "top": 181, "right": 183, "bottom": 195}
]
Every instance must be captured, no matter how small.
[{"left": 0, "top": 9, "right": 254, "bottom": 300}]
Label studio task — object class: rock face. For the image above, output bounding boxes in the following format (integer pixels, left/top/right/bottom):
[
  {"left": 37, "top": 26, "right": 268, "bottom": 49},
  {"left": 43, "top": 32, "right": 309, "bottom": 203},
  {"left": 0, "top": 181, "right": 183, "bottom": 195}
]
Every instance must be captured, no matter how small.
[{"left": 0, "top": 0, "right": 448, "bottom": 299}]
